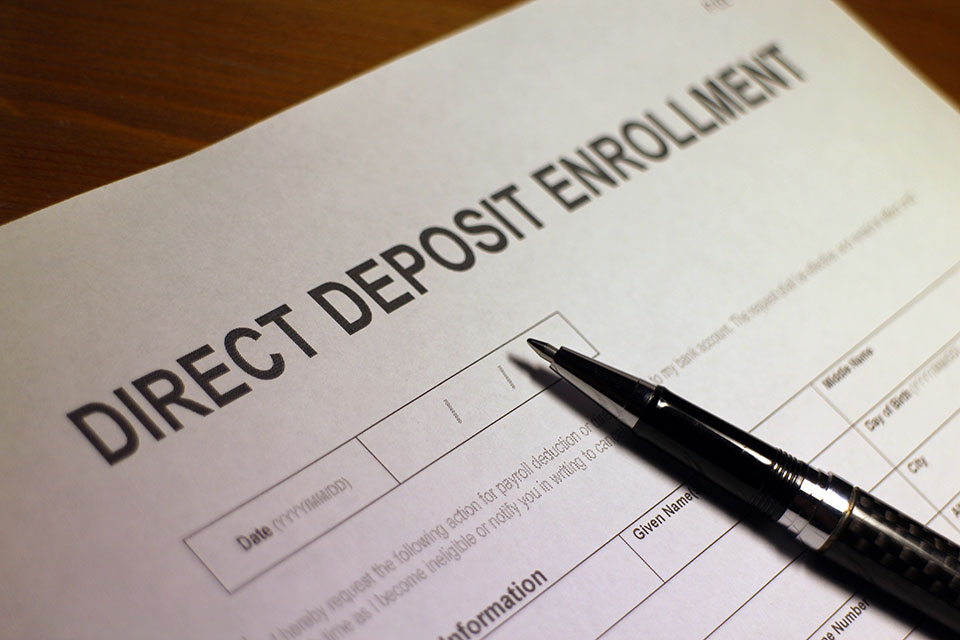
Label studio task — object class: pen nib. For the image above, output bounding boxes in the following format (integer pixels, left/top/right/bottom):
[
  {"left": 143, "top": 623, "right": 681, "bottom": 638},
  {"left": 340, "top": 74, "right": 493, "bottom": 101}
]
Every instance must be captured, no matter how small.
[{"left": 526, "top": 339, "right": 558, "bottom": 363}]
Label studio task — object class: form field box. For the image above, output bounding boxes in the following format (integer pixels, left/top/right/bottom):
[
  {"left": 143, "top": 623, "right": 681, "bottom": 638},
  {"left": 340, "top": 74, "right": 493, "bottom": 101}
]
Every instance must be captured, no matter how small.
[
  {"left": 605, "top": 516, "right": 801, "bottom": 640},
  {"left": 908, "top": 411, "right": 960, "bottom": 508},
  {"left": 815, "top": 271, "right": 960, "bottom": 421},
  {"left": 708, "top": 557, "right": 856, "bottom": 640},
  {"left": 185, "top": 439, "right": 396, "bottom": 592},
  {"left": 358, "top": 313, "right": 595, "bottom": 481},
  {"left": 805, "top": 594, "right": 914, "bottom": 640},
  {"left": 860, "top": 337, "right": 960, "bottom": 463},
  {"left": 620, "top": 483, "right": 738, "bottom": 581},
  {"left": 500, "top": 540, "right": 661, "bottom": 638}
]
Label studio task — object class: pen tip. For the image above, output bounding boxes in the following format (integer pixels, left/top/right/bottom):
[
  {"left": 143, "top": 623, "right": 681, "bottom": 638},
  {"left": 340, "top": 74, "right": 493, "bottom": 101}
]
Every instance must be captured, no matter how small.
[{"left": 526, "top": 338, "right": 558, "bottom": 363}]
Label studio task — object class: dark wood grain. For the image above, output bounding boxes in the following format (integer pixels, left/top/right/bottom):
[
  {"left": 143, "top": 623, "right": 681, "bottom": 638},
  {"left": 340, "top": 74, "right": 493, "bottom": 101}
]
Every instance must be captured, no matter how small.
[
  {"left": 2, "top": 0, "right": 957, "bottom": 225},
  {"left": 841, "top": 0, "right": 960, "bottom": 100}
]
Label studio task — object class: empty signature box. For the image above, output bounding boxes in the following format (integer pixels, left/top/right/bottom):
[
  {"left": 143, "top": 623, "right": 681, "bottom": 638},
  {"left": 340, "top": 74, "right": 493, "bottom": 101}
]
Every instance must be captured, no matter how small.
[{"left": 358, "top": 313, "right": 595, "bottom": 481}]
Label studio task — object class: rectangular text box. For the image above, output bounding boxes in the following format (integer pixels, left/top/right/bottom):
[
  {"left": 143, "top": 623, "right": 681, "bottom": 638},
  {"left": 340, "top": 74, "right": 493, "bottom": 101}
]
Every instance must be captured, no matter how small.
[
  {"left": 185, "top": 439, "right": 396, "bottom": 592},
  {"left": 359, "top": 313, "right": 595, "bottom": 481}
]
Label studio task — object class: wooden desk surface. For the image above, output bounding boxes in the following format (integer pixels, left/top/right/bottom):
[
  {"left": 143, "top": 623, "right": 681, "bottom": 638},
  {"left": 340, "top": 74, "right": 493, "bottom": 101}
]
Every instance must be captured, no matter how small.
[{"left": 3, "top": 0, "right": 958, "bottom": 226}]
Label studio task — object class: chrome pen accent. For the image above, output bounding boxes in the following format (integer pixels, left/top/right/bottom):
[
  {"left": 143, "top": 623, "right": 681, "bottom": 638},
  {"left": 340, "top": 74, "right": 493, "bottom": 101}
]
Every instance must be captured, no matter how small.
[{"left": 777, "top": 470, "right": 854, "bottom": 550}]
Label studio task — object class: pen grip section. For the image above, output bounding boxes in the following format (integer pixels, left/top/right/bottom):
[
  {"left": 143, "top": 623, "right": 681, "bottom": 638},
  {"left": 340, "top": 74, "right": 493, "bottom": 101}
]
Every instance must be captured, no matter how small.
[
  {"left": 821, "top": 489, "right": 960, "bottom": 631},
  {"left": 643, "top": 388, "right": 803, "bottom": 520}
]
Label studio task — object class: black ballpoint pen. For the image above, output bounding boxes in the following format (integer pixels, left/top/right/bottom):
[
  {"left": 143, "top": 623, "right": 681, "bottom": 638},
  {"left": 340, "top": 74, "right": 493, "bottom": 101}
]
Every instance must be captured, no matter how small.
[{"left": 527, "top": 339, "right": 960, "bottom": 633}]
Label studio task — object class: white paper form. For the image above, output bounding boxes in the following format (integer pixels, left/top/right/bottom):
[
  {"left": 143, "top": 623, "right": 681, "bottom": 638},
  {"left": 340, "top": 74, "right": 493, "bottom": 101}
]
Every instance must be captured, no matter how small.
[{"left": 2, "top": 1, "right": 960, "bottom": 638}]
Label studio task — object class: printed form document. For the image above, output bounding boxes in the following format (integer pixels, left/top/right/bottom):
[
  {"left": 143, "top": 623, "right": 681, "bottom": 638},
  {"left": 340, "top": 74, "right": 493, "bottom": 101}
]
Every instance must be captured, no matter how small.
[{"left": 3, "top": 1, "right": 960, "bottom": 638}]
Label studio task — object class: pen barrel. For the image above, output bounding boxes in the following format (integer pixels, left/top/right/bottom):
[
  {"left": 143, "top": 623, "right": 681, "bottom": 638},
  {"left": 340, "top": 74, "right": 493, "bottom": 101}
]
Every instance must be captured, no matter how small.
[
  {"left": 552, "top": 348, "right": 960, "bottom": 637},
  {"left": 818, "top": 488, "right": 960, "bottom": 632},
  {"left": 647, "top": 386, "right": 960, "bottom": 629},
  {"left": 549, "top": 346, "right": 960, "bottom": 632},
  {"left": 641, "top": 388, "right": 806, "bottom": 519}
]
